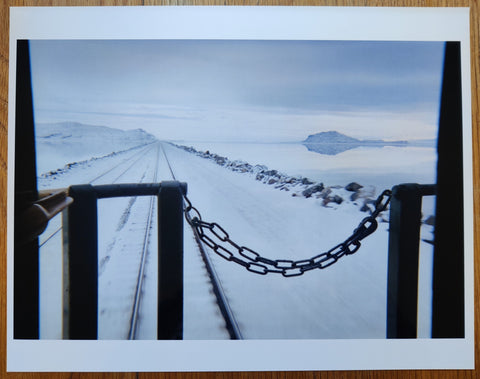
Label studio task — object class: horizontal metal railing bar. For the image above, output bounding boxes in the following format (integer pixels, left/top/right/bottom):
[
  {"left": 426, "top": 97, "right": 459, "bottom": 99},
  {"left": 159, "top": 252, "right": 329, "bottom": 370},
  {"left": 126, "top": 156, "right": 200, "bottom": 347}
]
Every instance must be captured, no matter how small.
[
  {"left": 416, "top": 184, "right": 436, "bottom": 196},
  {"left": 391, "top": 183, "right": 436, "bottom": 198},
  {"left": 76, "top": 182, "right": 187, "bottom": 199}
]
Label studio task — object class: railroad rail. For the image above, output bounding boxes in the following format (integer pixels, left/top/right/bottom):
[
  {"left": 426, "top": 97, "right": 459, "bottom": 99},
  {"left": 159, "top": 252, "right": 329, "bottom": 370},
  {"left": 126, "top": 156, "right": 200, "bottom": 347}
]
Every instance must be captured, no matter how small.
[
  {"left": 160, "top": 143, "right": 243, "bottom": 339},
  {"left": 128, "top": 145, "right": 160, "bottom": 339}
]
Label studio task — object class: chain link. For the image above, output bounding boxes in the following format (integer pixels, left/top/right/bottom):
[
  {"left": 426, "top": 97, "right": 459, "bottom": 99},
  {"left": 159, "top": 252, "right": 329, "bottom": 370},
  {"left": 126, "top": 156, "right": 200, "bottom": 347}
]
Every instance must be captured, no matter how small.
[{"left": 183, "top": 190, "right": 392, "bottom": 277}]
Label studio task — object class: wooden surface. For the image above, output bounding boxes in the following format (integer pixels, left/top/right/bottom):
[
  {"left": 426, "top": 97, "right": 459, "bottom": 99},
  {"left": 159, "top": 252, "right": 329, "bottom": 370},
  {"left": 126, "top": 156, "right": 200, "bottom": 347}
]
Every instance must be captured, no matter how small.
[{"left": 0, "top": 0, "right": 478, "bottom": 378}]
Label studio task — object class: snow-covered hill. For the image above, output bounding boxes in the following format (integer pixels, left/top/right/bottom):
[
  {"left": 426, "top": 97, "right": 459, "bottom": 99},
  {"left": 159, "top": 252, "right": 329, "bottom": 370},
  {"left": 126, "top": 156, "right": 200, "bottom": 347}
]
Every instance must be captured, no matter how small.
[{"left": 35, "top": 122, "right": 157, "bottom": 174}]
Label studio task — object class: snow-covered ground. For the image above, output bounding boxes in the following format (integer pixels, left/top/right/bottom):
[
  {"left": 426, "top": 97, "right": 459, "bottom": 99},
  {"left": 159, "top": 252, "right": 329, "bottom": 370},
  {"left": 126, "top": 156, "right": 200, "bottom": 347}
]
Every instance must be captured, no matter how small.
[
  {"left": 36, "top": 125, "right": 435, "bottom": 340},
  {"left": 162, "top": 142, "right": 390, "bottom": 339}
]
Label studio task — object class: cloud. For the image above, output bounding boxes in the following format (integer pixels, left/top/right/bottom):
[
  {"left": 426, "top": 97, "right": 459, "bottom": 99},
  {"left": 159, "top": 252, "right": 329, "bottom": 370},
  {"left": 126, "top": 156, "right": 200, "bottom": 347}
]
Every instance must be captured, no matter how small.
[{"left": 30, "top": 39, "right": 444, "bottom": 141}]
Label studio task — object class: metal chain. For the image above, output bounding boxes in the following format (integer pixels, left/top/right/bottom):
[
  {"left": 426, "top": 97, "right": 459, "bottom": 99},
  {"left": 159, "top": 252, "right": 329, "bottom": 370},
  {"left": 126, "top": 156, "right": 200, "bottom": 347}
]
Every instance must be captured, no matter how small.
[{"left": 183, "top": 190, "right": 392, "bottom": 277}]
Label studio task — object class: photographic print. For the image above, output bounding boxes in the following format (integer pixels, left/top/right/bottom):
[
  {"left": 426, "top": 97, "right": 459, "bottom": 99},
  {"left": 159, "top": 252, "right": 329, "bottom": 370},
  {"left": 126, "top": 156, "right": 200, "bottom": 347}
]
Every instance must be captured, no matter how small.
[{"left": 8, "top": 6, "right": 473, "bottom": 372}]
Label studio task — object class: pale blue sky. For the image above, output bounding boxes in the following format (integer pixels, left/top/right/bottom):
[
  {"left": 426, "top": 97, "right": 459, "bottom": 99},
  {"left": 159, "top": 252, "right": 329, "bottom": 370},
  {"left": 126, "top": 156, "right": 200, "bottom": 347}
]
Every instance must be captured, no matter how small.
[{"left": 29, "top": 40, "right": 445, "bottom": 142}]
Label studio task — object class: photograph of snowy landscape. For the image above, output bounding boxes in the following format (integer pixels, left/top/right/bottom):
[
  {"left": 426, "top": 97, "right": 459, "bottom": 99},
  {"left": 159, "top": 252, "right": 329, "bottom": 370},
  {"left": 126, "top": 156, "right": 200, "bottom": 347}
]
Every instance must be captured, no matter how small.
[{"left": 26, "top": 38, "right": 446, "bottom": 341}]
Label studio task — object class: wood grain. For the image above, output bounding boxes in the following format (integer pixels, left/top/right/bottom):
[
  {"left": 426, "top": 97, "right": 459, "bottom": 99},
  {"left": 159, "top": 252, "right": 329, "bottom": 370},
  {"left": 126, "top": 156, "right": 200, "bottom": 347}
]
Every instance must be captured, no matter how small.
[{"left": 0, "top": 1, "right": 478, "bottom": 378}]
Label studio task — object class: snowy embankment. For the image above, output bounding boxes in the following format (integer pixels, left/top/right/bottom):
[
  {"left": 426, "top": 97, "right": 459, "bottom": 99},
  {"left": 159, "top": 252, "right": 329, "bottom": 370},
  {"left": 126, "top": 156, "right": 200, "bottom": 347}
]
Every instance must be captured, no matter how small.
[
  {"left": 172, "top": 143, "right": 435, "bottom": 224},
  {"left": 173, "top": 143, "right": 379, "bottom": 211}
]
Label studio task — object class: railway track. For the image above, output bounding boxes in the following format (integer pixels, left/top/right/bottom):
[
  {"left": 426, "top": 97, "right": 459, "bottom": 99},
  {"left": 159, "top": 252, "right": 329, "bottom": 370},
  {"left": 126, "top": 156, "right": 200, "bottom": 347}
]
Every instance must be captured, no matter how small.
[
  {"left": 127, "top": 145, "right": 159, "bottom": 340},
  {"left": 38, "top": 143, "right": 159, "bottom": 339},
  {"left": 39, "top": 144, "right": 156, "bottom": 248},
  {"left": 160, "top": 142, "right": 242, "bottom": 340},
  {"left": 39, "top": 141, "right": 237, "bottom": 340},
  {"left": 96, "top": 143, "right": 161, "bottom": 339}
]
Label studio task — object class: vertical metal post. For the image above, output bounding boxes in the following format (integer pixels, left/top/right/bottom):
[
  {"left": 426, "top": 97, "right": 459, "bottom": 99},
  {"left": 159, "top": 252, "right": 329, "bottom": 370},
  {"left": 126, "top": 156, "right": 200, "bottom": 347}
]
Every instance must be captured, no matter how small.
[
  {"left": 387, "top": 184, "right": 423, "bottom": 338},
  {"left": 432, "top": 41, "right": 464, "bottom": 338},
  {"left": 65, "top": 185, "right": 98, "bottom": 339},
  {"left": 14, "top": 40, "right": 39, "bottom": 339},
  {"left": 157, "top": 181, "right": 184, "bottom": 339},
  {"left": 14, "top": 240, "right": 39, "bottom": 339}
]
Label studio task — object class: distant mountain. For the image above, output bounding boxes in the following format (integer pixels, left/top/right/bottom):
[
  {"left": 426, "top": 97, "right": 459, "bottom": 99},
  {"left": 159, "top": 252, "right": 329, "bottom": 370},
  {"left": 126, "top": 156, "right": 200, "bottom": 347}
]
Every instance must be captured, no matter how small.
[
  {"left": 36, "top": 122, "right": 157, "bottom": 145},
  {"left": 302, "top": 131, "right": 410, "bottom": 155},
  {"left": 303, "top": 131, "right": 361, "bottom": 145},
  {"left": 35, "top": 122, "right": 157, "bottom": 174}
]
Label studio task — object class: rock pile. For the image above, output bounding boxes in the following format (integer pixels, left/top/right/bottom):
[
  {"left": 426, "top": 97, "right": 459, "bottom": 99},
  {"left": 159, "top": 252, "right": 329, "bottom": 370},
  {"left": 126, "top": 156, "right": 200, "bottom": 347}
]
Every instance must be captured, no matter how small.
[{"left": 173, "top": 143, "right": 383, "bottom": 216}]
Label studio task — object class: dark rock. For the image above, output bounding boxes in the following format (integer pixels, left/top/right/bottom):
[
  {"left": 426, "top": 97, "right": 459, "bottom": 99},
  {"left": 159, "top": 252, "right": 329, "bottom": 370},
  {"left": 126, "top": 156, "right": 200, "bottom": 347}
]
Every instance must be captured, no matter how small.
[
  {"left": 345, "top": 182, "right": 363, "bottom": 192},
  {"left": 301, "top": 178, "right": 314, "bottom": 185},
  {"left": 350, "top": 192, "right": 360, "bottom": 201},
  {"left": 322, "top": 194, "right": 343, "bottom": 206},
  {"left": 332, "top": 195, "right": 343, "bottom": 204},
  {"left": 268, "top": 178, "right": 277, "bottom": 185},
  {"left": 275, "top": 184, "right": 289, "bottom": 191},
  {"left": 264, "top": 169, "right": 278, "bottom": 176},
  {"left": 302, "top": 183, "right": 324, "bottom": 198},
  {"left": 254, "top": 165, "right": 268, "bottom": 173},
  {"left": 215, "top": 156, "right": 226, "bottom": 165},
  {"left": 423, "top": 215, "right": 435, "bottom": 226},
  {"left": 320, "top": 188, "right": 332, "bottom": 199}
]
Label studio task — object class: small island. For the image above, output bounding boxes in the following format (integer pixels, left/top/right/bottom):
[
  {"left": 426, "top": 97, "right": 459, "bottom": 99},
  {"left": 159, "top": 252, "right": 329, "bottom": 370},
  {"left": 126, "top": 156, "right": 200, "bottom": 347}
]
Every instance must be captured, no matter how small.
[{"left": 302, "top": 131, "right": 408, "bottom": 155}]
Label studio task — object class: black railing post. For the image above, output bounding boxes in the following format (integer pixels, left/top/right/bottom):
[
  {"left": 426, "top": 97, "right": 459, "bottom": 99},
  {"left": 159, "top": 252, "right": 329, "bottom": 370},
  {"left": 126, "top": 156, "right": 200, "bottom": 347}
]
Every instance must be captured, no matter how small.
[
  {"left": 65, "top": 184, "right": 98, "bottom": 339},
  {"left": 14, "top": 40, "right": 39, "bottom": 339},
  {"left": 387, "top": 184, "right": 436, "bottom": 338},
  {"left": 387, "top": 184, "right": 423, "bottom": 338},
  {"left": 432, "top": 41, "right": 464, "bottom": 338},
  {"left": 157, "top": 181, "right": 185, "bottom": 339}
]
